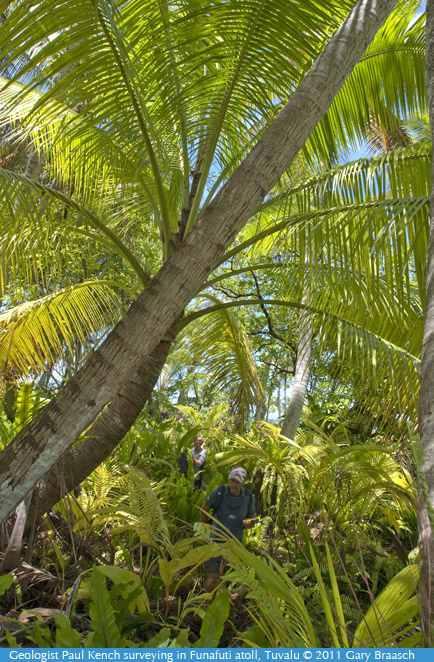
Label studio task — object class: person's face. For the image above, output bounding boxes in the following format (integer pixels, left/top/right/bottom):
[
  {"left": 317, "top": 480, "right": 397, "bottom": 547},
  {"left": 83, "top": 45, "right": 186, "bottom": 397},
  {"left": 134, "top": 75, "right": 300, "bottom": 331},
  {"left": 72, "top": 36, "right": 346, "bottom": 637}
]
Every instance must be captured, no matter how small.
[
  {"left": 229, "top": 478, "right": 243, "bottom": 496},
  {"left": 194, "top": 437, "right": 203, "bottom": 450}
]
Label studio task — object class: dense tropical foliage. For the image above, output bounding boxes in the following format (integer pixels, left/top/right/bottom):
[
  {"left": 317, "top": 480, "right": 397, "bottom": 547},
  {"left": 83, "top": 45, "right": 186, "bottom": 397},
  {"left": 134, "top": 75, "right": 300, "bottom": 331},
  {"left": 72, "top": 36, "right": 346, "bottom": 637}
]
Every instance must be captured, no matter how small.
[{"left": 0, "top": 0, "right": 433, "bottom": 648}]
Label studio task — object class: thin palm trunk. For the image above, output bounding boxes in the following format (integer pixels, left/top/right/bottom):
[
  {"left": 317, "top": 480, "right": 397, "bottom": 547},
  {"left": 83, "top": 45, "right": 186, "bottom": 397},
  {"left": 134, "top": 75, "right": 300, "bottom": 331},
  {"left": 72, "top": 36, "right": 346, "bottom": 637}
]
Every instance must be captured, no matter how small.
[
  {"left": 0, "top": 491, "right": 32, "bottom": 572},
  {"left": 281, "top": 242, "right": 313, "bottom": 440},
  {"left": 0, "top": 0, "right": 398, "bottom": 522},
  {"left": 280, "top": 308, "right": 313, "bottom": 440},
  {"left": 23, "top": 148, "right": 41, "bottom": 181},
  {"left": 417, "top": 0, "right": 434, "bottom": 645}
]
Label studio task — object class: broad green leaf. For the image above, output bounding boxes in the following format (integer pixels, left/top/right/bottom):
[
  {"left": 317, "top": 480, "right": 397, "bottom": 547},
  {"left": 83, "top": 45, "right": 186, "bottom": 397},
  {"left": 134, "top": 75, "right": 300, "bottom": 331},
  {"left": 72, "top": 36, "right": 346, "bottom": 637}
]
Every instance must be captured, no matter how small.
[
  {"left": 54, "top": 613, "right": 82, "bottom": 648},
  {"left": 195, "top": 589, "right": 230, "bottom": 648},
  {"left": 145, "top": 627, "right": 172, "bottom": 648},
  {"left": 97, "top": 565, "right": 150, "bottom": 614},
  {"left": 86, "top": 568, "right": 122, "bottom": 647},
  {"left": 0, "top": 574, "right": 14, "bottom": 596},
  {"left": 353, "top": 564, "right": 420, "bottom": 647}
]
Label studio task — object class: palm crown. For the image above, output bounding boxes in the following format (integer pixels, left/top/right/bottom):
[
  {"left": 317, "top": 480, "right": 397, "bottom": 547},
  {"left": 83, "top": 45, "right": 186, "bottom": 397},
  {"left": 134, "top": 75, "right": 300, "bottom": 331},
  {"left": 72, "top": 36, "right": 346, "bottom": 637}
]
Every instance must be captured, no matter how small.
[{"left": 0, "top": 0, "right": 427, "bottom": 435}]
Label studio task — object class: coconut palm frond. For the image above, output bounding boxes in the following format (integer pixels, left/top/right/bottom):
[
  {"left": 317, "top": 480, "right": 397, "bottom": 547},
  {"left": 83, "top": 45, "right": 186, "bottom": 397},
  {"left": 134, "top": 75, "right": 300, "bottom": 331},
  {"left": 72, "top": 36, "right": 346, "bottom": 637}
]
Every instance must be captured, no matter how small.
[
  {"left": 84, "top": 460, "right": 122, "bottom": 506},
  {"left": 0, "top": 168, "right": 149, "bottom": 288},
  {"left": 174, "top": 405, "right": 201, "bottom": 427},
  {"left": 306, "top": 445, "right": 415, "bottom": 523},
  {"left": 202, "top": 403, "right": 230, "bottom": 430},
  {"left": 255, "top": 140, "right": 431, "bottom": 218},
  {"left": 184, "top": 284, "right": 421, "bottom": 437},
  {"left": 181, "top": 295, "right": 264, "bottom": 429},
  {"left": 223, "top": 196, "right": 429, "bottom": 313},
  {"left": 0, "top": 280, "right": 129, "bottom": 382},
  {"left": 12, "top": 382, "right": 47, "bottom": 432},
  {"left": 305, "top": 3, "right": 426, "bottom": 164},
  {"left": 220, "top": 537, "right": 318, "bottom": 647},
  {"left": 0, "top": 0, "right": 365, "bottom": 239},
  {"left": 98, "top": 468, "right": 174, "bottom": 555},
  {"left": 204, "top": 136, "right": 428, "bottom": 435}
]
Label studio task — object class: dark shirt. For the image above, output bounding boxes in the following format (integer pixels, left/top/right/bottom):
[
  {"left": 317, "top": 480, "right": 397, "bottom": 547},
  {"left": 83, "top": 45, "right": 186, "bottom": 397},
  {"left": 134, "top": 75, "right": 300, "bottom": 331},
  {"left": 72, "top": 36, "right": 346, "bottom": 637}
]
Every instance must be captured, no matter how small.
[
  {"left": 205, "top": 486, "right": 255, "bottom": 543},
  {"left": 177, "top": 450, "right": 188, "bottom": 476}
]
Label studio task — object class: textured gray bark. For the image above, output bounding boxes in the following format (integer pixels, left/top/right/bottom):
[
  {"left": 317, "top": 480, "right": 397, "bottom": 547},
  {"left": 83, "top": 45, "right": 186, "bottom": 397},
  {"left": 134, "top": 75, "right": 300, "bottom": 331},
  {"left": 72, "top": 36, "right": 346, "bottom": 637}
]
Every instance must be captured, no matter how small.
[
  {"left": 280, "top": 245, "right": 313, "bottom": 440},
  {"left": 418, "top": 0, "right": 434, "bottom": 645},
  {"left": 23, "top": 148, "right": 41, "bottom": 181},
  {"left": 280, "top": 311, "right": 313, "bottom": 440},
  {"left": 25, "top": 332, "right": 174, "bottom": 525},
  {"left": 0, "top": 0, "right": 397, "bottom": 522},
  {"left": 0, "top": 491, "right": 32, "bottom": 572}
]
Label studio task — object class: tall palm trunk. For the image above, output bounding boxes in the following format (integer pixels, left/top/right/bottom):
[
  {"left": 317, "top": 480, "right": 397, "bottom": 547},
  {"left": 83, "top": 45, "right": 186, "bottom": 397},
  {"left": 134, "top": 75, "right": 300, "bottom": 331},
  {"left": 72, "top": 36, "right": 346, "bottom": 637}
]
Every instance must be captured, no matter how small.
[
  {"left": 280, "top": 308, "right": 313, "bottom": 441},
  {"left": 25, "top": 331, "right": 174, "bottom": 525},
  {"left": 418, "top": 0, "right": 434, "bottom": 645},
  {"left": 281, "top": 243, "right": 313, "bottom": 440},
  {"left": 0, "top": 0, "right": 398, "bottom": 522}
]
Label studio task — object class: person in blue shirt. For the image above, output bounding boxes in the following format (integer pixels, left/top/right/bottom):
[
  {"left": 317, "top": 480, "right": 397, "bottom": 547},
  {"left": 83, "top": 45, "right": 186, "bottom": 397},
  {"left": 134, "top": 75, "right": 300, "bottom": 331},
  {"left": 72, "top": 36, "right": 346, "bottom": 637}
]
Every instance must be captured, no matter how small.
[{"left": 200, "top": 467, "right": 257, "bottom": 592}]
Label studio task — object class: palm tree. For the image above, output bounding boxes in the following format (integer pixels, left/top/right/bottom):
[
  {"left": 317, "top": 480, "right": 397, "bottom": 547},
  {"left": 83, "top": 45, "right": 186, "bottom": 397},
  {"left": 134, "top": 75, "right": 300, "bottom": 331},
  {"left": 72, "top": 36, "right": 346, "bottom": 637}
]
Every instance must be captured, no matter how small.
[
  {"left": 0, "top": 3, "right": 424, "bottom": 592},
  {"left": 3, "top": 0, "right": 434, "bottom": 633},
  {"left": 197, "top": 133, "right": 428, "bottom": 437},
  {"left": 0, "top": 0, "right": 403, "bottom": 522},
  {"left": 199, "top": 2, "right": 427, "bottom": 441}
]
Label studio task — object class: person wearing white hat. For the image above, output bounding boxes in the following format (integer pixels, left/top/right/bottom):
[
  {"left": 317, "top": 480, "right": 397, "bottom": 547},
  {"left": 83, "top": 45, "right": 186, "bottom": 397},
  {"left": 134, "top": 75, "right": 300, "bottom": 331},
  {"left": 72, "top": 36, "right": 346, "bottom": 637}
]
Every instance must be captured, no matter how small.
[{"left": 200, "top": 467, "right": 257, "bottom": 592}]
